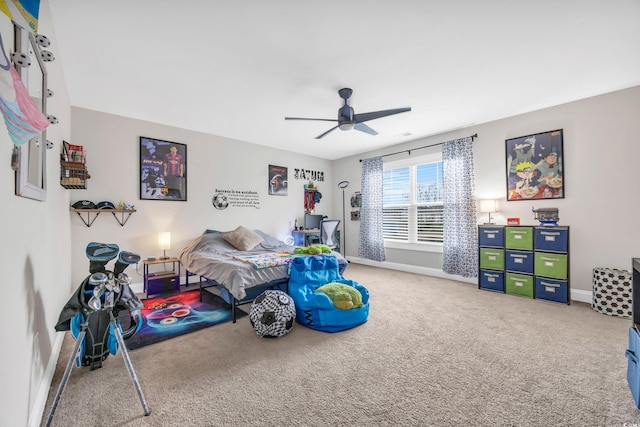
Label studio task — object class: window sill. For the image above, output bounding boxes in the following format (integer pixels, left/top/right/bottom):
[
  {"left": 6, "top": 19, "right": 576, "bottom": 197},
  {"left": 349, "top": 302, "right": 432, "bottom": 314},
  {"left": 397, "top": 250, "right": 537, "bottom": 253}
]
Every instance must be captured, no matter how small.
[{"left": 384, "top": 240, "right": 443, "bottom": 253}]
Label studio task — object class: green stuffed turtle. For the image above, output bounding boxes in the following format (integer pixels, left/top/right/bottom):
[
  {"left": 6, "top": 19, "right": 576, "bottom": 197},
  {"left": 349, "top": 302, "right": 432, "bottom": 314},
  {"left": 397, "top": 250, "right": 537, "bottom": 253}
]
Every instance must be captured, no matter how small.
[
  {"left": 315, "top": 282, "right": 364, "bottom": 310},
  {"left": 294, "top": 244, "right": 332, "bottom": 255}
]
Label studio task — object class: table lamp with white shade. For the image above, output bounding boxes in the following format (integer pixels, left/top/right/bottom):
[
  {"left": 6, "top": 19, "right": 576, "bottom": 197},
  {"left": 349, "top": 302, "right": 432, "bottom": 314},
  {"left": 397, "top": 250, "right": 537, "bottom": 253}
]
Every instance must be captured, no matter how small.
[
  {"left": 480, "top": 200, "right": 498, "bottom": 224},
  {"left": 158, "top": 232, "right": 171, "bottom": 259}
]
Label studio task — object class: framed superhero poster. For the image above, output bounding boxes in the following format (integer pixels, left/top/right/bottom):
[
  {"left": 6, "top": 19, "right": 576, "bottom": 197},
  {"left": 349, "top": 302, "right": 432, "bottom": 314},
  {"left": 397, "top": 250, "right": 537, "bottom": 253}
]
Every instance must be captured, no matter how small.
[
  {"left": 140, "top": 136, "right": 187, "bottom": 201},
  {"left": 505, "top": 129, "right": 564, "bottom": 201}
]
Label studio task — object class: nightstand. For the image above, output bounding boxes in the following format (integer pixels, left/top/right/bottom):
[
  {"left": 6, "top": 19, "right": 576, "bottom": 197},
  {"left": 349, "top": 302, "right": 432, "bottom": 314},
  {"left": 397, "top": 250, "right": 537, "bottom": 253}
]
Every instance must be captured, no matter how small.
[{"left": 143, "top": 257, "right": 181, "bottom": 296}]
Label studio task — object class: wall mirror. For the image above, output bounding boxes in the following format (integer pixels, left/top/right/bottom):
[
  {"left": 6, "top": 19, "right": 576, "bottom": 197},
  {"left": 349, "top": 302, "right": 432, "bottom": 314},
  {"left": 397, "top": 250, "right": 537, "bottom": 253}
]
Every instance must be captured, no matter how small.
[{"left": 14, "top": 22, "right": 48, "bottom": 201}]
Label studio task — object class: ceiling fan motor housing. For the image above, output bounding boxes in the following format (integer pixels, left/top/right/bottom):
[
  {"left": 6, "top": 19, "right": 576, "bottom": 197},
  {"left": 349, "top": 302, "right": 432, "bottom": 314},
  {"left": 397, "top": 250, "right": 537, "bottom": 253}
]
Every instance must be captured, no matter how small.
[
  {"left": 285, "top": 86, "right": 410, "bottom": 138},
  {"left": 338, "top": 105, "right": 355, "bottom": 130}
]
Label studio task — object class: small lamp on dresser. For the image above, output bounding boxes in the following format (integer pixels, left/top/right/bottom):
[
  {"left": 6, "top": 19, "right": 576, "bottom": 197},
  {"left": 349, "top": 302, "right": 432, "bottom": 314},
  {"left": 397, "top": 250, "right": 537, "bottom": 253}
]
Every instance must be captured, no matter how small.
[{"left": 480, "top": 200, "right": 498, "bottom": 224}]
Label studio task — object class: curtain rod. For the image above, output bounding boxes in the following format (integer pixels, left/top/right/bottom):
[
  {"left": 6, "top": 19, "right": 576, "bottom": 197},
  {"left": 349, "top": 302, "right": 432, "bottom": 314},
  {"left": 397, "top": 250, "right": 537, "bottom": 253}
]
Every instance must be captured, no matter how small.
[{"left": 359, "top": 133, "right": 478, "bottom": 162}]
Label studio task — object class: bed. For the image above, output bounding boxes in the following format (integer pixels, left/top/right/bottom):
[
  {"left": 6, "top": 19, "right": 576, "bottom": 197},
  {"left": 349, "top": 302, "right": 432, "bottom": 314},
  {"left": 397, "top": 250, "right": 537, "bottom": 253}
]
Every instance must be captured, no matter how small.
[{"left": 178, "top": 227, "right": 348, "bottom": 321}]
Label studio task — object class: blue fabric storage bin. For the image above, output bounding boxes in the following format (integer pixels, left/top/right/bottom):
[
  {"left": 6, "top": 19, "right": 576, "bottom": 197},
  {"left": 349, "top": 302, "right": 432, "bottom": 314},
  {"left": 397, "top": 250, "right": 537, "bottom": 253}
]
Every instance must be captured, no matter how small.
[
  {"left": 479, "top": 226, "right": 504, "bottom": 247},
  {"left": 479, "top": 269, "right": 504, "bottom": 292},
  {"left": 627, "top": 327, "right": 640, "bottom": 408},
  {"left": 534, "top": 227, "right": 568, "bottom": 252},
  {"left": 535, "top": 277, "right": 568, "bottom": 304},
  {"left": 505, "top": 250, "right": 534, "bottom": 274},
  {"left": 288, "top": 255, "right": 369, "bottom": 332}
]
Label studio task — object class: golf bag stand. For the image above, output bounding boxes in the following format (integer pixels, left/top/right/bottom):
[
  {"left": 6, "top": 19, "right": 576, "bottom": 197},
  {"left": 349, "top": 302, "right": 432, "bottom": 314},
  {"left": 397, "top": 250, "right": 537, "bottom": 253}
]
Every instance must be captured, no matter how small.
[
  {"left": 46, "top": 243, "right": 151, "bottom": 426},
  {"left": 46, "top": 311, "right": 150, "bottom": 426}
]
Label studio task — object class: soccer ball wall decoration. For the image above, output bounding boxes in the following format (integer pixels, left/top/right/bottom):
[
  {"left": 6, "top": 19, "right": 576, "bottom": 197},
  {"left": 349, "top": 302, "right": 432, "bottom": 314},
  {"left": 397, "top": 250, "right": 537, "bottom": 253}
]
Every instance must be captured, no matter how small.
[{"left": 249, "top": 290, "right": 296, "bottom": 338}]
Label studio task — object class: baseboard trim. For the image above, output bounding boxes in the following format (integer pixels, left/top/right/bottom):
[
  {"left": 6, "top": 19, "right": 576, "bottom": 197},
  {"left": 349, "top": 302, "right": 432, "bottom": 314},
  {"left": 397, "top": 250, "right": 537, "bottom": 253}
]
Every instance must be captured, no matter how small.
[
  {"left": 570, "top": 289, "right": 592, "bottom": 304},
  {"left": 29, "top": 331, "right": 65, "bottom": 427},
  {"left": 346, "top": 257, "right": 478, "bottom": 285},
  {"left": 346, "top": 256, "right": 592, "bottom": 303}
]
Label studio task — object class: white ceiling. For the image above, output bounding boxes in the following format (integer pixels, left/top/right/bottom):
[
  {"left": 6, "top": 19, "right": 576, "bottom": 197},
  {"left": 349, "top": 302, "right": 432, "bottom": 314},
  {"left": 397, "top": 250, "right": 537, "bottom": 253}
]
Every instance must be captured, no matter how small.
[{"left": 47, "top": 1, "right": 640, "bottom": 160}]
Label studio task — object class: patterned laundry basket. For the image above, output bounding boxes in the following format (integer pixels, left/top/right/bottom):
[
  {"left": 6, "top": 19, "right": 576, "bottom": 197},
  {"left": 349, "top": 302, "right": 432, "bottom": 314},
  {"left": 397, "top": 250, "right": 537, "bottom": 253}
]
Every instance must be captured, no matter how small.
[{"left": 592, "top": 267, "right": 632, "bottom": 318}]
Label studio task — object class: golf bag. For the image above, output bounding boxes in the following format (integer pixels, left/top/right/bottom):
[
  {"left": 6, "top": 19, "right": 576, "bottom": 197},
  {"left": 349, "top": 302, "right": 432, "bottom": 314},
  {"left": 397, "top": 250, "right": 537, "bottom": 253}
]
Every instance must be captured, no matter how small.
[{"left": 55, "top": 242, "right": 144, "bottom": 370}]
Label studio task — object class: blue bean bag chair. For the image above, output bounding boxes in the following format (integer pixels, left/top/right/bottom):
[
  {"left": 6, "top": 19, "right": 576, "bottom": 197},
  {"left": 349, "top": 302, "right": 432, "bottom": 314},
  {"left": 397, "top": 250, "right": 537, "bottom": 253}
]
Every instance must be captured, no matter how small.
[{"left": 288, "top": 255, "right": 369, "bottom": 332}]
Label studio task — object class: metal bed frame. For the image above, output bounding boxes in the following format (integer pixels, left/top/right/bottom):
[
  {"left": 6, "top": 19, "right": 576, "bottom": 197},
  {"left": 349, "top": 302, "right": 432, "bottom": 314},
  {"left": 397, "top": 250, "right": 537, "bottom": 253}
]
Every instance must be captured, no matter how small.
[{"left": 185, "top": 270, "right": 288, "bottom": 322}]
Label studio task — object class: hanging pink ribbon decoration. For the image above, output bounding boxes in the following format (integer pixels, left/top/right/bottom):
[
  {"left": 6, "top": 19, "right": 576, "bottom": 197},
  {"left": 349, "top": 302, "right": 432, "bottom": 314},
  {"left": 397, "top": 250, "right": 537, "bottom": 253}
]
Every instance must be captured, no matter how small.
[{"left": 0, "top": 32, "right": 49, "bottom": 146}]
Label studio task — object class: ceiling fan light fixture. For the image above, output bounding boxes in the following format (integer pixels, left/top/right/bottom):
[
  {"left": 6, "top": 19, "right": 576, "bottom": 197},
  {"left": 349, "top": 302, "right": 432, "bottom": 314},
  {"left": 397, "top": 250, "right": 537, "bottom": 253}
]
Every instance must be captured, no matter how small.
[{"left": 285, "top": 87, "right": 411, "bottom": 139}]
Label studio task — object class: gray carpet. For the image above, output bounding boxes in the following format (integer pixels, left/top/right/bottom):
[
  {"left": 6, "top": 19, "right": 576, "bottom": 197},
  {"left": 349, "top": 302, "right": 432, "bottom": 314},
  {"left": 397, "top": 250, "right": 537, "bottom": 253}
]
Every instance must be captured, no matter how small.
[{"left": 41, "top": 263, "right": 638, "bottom": 426}]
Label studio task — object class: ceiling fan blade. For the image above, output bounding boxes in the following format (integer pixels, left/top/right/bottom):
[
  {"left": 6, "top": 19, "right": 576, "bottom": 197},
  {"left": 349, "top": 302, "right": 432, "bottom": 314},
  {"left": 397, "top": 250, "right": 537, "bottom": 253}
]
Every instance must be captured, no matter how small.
[
  {"left": 354, "top": 122, "right": 377, "bottom": 136},
  {"left": 285, "top": 117, "right": 338, "bottom": 122},
  {"left": 354, "top": 107, "right": 411, "bottom": 123},
  {"left": 315, "top": 125, "right": 339, "bottom": 139}
]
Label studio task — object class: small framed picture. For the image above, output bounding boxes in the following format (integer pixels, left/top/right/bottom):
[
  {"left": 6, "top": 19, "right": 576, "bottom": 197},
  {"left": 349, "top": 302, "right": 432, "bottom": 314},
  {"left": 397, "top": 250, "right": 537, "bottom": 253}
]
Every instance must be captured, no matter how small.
[
  {"left": 506, "top": 129, "right": 564, "bottom": 201},
  {"left": 140, "top": 137, "right": 187, "bottom": 201},
  {"left": 268, "top": 165, "right": 288, "bottom": 196}
]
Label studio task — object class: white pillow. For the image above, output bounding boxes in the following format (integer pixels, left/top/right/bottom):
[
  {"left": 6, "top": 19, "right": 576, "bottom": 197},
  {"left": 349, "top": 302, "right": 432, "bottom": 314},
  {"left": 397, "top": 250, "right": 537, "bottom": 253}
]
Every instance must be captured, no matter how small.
[{"left": 223, "top": 226, "right": 264, "bottom": 251}]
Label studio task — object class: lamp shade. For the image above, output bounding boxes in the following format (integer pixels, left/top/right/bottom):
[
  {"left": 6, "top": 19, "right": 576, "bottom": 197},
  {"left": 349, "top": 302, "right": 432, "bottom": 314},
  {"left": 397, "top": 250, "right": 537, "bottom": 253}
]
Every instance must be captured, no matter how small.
[
  {"left": 480, "top": 199, "right": 498, "bottom": 213},
  {"left": 158, "top": 232, "right": 171, "bottom": 251}
]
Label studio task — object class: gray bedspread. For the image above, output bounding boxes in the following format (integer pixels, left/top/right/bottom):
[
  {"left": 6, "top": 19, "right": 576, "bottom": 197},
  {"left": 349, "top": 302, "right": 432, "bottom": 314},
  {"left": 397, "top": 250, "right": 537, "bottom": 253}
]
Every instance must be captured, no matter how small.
[{"left": 178, "top": 230, "right": 346, "bottom": 301}]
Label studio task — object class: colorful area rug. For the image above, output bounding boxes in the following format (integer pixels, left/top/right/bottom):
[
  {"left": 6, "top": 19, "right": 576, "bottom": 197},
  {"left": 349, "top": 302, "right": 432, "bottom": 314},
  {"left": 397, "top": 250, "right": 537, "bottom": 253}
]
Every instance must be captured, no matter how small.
[{"left": 120, "top": 290, "right": 246, "bottom": 350}]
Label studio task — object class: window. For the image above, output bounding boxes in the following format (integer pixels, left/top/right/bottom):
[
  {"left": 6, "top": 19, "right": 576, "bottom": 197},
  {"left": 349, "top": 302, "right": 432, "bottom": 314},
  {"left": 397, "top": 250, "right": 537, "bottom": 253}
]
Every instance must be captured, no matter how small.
[{"left": 383, "top": 153, "right": 444, "bottom": 247}]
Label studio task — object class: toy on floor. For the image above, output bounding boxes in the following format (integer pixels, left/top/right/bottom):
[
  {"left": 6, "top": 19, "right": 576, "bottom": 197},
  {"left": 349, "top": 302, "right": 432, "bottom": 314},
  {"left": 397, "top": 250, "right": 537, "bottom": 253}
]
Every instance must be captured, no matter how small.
[
  {"left": 315, "top": 282, "right": 364, "bottom": 310},
  {"left": 294, "top": 244, "right": 332, "bottom": 254},
  {"left": 250, "top": 290, "right": 296, "bottom": 338}
]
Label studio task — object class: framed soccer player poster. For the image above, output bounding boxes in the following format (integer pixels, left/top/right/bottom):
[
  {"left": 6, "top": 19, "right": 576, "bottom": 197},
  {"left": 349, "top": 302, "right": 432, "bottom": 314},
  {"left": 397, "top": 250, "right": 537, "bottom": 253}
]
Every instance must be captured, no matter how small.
[{"left": 140, "top": 136, "right": 187, "bottom": 201}]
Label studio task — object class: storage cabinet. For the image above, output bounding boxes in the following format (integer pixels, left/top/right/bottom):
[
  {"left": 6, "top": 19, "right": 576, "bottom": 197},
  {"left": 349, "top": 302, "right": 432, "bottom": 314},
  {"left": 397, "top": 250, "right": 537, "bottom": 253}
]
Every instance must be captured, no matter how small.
[
  {"left": 478, "top": 225, "right": 570, "bottom": 304},
  {"left": 143, "top": 257, "right": 181, "bottom": 296}
]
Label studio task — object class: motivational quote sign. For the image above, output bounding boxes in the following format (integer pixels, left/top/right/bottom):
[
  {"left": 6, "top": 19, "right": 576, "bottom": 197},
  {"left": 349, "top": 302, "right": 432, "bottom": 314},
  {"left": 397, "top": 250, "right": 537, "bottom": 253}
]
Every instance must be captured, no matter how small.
[{"left": 212, "top": 189, "right": 261, "bottom": 210}]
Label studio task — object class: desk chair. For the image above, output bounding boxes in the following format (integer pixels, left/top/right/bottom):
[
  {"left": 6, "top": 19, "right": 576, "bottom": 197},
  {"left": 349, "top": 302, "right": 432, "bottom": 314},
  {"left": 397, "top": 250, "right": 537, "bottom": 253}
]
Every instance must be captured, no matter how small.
[{"left": 320, "top": 220, "right": 340, "bottom": 250}]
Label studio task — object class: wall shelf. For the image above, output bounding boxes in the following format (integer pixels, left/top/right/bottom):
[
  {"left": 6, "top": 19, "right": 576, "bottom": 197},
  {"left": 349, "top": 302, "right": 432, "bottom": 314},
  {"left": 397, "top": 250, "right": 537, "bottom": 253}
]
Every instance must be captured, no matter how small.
[
  {"left": 60, "top": 142, "right": 89, "bottom": 189},
  {"left": 71, "top": 208, "right": 137, "bottom": 227},
  {"left": 60, "top": 161, "right": 88, "bottom": 189}
]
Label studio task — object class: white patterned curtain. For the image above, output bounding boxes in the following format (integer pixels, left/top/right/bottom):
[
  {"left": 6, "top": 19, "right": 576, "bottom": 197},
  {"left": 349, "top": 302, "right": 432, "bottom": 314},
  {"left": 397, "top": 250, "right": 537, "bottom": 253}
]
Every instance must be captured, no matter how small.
[
  {"left": 359, "top": 157, "right": 386, "bottom": 262},
  {"left": 442, "top": 137, "right": 478, "bottom": 277}
]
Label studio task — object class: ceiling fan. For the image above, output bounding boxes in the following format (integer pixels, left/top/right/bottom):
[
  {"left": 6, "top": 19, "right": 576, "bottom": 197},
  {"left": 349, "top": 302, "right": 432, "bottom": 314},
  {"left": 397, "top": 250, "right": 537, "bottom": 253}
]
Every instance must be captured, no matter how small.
[{"left": 285, "top": 88, "right": 411, "bottom": 139}]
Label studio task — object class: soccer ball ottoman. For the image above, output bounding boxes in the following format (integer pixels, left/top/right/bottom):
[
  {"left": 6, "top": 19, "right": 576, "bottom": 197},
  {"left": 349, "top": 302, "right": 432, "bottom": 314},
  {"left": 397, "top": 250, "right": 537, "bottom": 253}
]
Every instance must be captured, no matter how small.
[{"left": 249, "top": 290, "right": 296, "bottom": 338}]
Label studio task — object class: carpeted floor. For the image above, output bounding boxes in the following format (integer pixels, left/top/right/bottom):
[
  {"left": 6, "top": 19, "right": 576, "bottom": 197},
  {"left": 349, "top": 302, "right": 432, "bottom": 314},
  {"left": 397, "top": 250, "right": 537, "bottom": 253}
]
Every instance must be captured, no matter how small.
[{"left": 41, "top": 263, "right": 639, "bottom": 426}]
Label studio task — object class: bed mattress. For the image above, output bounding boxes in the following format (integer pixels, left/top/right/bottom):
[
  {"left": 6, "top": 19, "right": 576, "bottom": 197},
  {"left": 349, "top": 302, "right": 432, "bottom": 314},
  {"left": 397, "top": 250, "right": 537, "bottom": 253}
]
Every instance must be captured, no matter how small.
[{"left": 178, "top": 230, "right": 347, "bottom": 301}]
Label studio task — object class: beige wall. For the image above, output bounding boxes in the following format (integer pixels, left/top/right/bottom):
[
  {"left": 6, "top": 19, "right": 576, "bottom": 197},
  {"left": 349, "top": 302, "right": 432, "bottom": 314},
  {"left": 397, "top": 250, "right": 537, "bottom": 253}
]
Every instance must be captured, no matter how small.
[
  {"left": 68, "top": 108, "right": 335, "bottom": 288},
  {"left": 334, "top": 85, "right": 640, "bottom": 301},
  {"left": 0, "top": 1, "right": 73, "bottom": 426}
]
